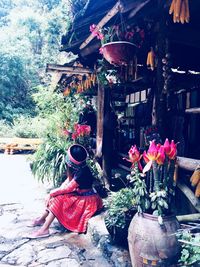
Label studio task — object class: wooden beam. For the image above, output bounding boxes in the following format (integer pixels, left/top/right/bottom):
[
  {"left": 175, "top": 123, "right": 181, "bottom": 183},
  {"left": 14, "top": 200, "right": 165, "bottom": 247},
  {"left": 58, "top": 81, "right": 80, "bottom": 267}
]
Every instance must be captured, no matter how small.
[
  {"left": 177, "top": 182, "right": 200, "bottom": 212},
  {"left": 79, "top": 1, "right": 121, "bottom": 50},
  {"left": 80, "top": 42, "right": 100, "bottom": 57},
  {"left": 177, "top": 157, "right": 200, "bottom": 171},
  {"left": 185, "top": 108, "right": 200, "bottom": 114},
  {"left": 46, "top": 64, "right": 94, "bottom": 75},
  {"left": 128, "top": 0, "right": 150, "bottom": 18}
]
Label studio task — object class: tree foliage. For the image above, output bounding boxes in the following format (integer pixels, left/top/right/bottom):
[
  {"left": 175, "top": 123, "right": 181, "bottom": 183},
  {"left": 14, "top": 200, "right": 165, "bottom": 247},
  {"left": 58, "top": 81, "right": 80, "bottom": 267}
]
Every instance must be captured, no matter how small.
[{"left": 0, "top": 0, "right": 71, "bottom": 123}]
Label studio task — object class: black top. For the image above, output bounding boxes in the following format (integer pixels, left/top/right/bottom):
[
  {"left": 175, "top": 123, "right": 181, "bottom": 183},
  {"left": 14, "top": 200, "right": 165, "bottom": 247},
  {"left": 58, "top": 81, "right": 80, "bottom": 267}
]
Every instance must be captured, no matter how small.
[{"left": 74, "top": 166, "right": 94, "bottom": 189}]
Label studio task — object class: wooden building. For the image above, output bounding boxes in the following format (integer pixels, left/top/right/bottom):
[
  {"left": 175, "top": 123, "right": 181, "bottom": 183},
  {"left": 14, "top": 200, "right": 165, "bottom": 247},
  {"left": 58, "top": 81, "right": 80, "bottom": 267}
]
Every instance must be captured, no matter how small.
[{"left": 47, "top": 0, "right": 200, "bottom": 214}]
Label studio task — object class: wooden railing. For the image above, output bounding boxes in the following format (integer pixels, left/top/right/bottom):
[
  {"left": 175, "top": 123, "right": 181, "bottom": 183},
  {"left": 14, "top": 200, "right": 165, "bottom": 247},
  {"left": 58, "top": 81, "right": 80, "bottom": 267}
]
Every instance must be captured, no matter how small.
[{"left": 0, "top": 137, "right": 43, "bottom": 154}]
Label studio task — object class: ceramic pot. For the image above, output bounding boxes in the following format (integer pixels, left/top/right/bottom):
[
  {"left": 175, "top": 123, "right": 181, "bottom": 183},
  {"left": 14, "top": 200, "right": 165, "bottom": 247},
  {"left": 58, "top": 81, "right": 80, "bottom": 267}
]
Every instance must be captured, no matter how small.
[{"left": 128, "top": 212, "right": 181, "bottom": 267}]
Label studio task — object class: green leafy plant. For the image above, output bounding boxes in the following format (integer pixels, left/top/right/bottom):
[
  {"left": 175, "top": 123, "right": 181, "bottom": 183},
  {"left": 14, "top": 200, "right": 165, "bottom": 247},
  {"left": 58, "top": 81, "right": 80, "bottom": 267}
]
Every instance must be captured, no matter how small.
[
  {"left": 104, "top": 188, "right": 136, "bottom": 229},
  {"left": 177, "top": 231, "right": 200, "bottom": 266},
  {"left": 31, "top": 88, "right": 94, "bottom": 187},
  {"left": 31, "top": 135, "right": 71, "bottom": 187},
  {"left": 127, "top": 166, "right": 150, "bottom": 214}
]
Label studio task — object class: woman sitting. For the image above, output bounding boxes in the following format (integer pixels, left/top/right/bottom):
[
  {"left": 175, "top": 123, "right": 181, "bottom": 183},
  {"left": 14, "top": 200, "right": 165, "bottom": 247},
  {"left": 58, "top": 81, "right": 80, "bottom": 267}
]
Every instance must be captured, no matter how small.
[{"left": 28, "top": 144, "right": 103, "bottom": 238}]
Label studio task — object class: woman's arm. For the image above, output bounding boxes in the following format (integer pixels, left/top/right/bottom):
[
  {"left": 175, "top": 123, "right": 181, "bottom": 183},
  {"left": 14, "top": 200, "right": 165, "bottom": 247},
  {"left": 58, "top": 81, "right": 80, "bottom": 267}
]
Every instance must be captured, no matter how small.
[
  {"left": 50, "top": 179, "right": 78, "bottom": 197},
  {"left": 60, "top": 178, "right": 70, "bottom": 189}
]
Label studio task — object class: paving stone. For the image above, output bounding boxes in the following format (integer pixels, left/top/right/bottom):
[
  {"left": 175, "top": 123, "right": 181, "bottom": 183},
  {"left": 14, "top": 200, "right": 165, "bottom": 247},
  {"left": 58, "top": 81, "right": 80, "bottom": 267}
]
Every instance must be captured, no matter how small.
[
  {"left": 0, "top": 237, "right": 29, "bottom": 256},
  {"left": 1, "top": 244, "right": 36, "bottom": 266},
  {"left": 37, "top": 246, "right": 71, "bottom": 264},
  {"left": 46, "top": 258, "right": 80, "bottom": 267}
]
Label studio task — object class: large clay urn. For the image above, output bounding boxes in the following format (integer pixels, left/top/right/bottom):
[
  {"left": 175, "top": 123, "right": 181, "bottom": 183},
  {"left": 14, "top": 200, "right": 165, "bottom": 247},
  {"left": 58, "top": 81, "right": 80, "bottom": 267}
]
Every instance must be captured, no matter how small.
[
  {"left": 128, "top": 213, "right": 181, "bottom": 267},
  {"left": 101, "top": 41, "right": 137, "bottom": 66}
]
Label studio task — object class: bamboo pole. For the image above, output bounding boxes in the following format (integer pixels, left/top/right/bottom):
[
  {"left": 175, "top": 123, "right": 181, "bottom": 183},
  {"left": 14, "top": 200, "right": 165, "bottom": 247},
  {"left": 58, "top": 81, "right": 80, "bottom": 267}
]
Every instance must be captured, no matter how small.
[{"left": 177, "top": 213, "right": 200, "bottom": 222}]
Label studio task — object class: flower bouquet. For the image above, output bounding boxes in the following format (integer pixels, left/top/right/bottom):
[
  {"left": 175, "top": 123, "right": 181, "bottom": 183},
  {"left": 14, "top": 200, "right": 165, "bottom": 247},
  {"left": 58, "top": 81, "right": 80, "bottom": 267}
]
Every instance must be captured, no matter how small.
[
  {"left": 126, "top": 139, "right": 181, "bottom": 266},
  {"left": 126, "top": 138, "right": 178, "bottom": 223}
]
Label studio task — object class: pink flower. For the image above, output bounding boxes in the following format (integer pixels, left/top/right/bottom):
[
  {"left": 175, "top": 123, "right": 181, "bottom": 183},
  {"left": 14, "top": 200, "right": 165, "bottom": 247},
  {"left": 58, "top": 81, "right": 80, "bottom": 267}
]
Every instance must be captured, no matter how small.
[
  {"left": 125, "top": 145, "right": 142, "bottom": 170},
  {"left": 97, "top": 32, "right": 104, "bottom": 40},
  {"left": 128, "top": 145, "right": 141, "bottom": 164},
  {"left": 99, "top": 47, "right": 103, "bottom": 54},
  {"left": 147, "top": 140, "right": 158, "bottom": 161},
  {"left": 163, "top": 138, "right": 171, "bottom": 155},
  {"left": 156, "top": 145, "right": 165, "bottom": 165},
  {"left": 63, "top": 129, "right": 70, "bottom": 136},
  {"left": 168, "top": 140, "right": 177, "bottom": 160},
  {"left": 143, "top": 151, "right": 150, "bottom": 163},
  {"left": 72, "top": 132, "right": 78, "bottom": 140},
  {"left": 90, "top": 24, "right": 97, "bottom": 32}
]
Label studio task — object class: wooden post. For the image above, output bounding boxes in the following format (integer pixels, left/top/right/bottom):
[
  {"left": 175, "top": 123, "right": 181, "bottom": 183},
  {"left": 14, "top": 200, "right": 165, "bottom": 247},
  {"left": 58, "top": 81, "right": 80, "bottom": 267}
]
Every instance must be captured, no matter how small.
[
  {"left": 96, "top": 82, "right": 114, "bottom": 188},
  {"left": 96, "top": 82, "right": 105, "bottom": 158},
  {"left": 102, "top": 87, "right": 115, "bottom": 188},
  {"left": 155, "top": 1, "right": 168, "bottom": 139}
]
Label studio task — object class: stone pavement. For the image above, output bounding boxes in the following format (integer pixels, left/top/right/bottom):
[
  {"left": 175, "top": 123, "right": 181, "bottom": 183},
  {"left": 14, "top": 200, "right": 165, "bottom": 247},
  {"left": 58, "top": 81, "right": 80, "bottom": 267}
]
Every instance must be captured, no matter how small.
[{"left": 0, "top": 154, "right": 131, "bottom": 267}]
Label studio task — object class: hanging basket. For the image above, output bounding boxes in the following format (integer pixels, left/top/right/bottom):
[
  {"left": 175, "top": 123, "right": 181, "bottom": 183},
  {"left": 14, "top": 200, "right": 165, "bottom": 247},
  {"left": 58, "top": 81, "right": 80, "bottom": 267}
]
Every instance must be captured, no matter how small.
[{"left": 101, "top": 41, "right": 137, "bottom": 66}]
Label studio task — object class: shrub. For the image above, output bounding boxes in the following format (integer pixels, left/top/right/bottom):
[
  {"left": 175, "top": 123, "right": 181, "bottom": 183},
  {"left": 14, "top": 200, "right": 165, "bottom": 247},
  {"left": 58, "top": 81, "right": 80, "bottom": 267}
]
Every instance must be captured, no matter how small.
[
  {"left": 0, "top": 120, "right": 13, "bottom": 137},
  {"left": 12, "top": 116, "right": 48, "bottom": 138}
]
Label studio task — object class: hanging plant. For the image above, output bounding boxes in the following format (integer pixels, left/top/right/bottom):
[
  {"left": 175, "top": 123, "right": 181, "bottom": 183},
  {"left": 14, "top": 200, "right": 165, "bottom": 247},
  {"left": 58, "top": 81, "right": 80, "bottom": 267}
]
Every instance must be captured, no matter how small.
[{"left": 90, "top": 24, "right": 144, "bottom": 65}]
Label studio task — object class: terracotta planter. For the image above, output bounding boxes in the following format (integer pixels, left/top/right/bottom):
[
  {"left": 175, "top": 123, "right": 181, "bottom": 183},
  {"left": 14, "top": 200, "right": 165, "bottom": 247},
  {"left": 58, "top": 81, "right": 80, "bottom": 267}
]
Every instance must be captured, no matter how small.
[
  {"left": 128, "top": 213, "right": 181, "bottom": 267},
  {"left": 102, "top": 41, "right": 137, "bottom": 66}
]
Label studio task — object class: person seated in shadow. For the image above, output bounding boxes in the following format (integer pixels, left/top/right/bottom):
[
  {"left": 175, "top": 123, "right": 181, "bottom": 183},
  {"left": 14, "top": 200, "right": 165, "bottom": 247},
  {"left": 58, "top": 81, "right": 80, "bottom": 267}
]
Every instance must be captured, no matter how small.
[{"left": 28, "top": 144, "right": 103, "bottom": 238}]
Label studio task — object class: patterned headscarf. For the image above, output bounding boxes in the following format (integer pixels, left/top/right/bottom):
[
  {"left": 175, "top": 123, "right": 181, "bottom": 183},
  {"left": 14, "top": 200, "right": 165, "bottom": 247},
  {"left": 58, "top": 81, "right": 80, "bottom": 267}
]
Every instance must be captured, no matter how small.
[{"left": 65, "top": 144, "right": 88, "bottom": 171}]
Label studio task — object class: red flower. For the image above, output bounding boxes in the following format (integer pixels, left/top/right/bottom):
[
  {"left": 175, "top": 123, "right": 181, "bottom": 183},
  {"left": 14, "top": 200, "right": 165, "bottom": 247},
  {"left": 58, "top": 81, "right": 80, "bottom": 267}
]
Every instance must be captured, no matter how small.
[{"left": 73, "top": 124, "right": 91, "bottom": 138}]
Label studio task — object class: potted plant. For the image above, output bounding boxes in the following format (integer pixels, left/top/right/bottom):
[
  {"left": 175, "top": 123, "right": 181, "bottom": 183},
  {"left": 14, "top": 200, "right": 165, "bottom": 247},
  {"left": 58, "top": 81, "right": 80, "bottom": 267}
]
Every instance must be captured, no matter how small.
[
  {"left": 90, "top": 24, "right": 144, "bottom": 65},
  {"left": 125, "top": 139, "right": 181, "bottom": 267},
  {"left": 104, "top": 187, "right": 137, "bottom": 247},
  {"left": 177, "top": 230, "right": 200, "bottom": 266}
]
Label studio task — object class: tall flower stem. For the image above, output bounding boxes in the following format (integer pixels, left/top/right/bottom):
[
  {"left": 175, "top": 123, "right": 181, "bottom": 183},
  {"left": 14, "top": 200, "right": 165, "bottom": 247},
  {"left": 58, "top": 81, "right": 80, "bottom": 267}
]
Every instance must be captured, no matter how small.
[
  {"left": 163, "top": 157, "right": 168, "bottom": 189},
  {"left": 152, "top": 160, "right": 160, "bottom": 192}
]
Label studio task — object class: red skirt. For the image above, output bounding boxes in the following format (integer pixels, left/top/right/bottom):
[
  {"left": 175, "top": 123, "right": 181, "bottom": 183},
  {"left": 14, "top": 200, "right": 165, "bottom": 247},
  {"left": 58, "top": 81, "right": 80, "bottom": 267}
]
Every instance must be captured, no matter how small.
[{"left": 47, "top": 191, "right": 103, "bottom": 233}]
